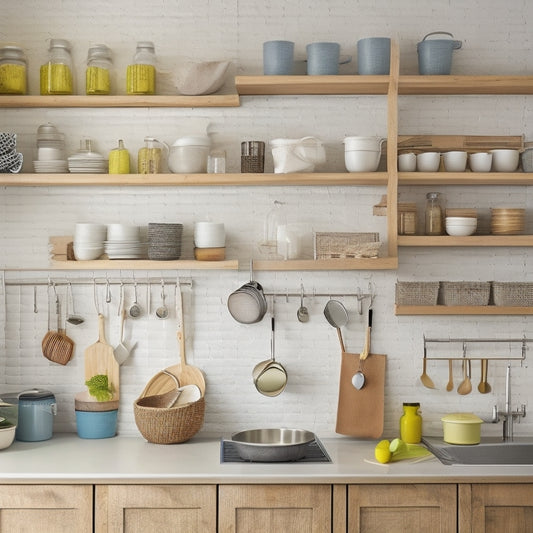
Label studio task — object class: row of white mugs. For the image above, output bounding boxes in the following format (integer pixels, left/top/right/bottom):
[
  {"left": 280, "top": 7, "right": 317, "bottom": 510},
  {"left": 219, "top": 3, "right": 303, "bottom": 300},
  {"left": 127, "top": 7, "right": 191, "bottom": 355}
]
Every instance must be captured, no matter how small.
[{"left": 399, "top": 149, "right": 520, "bottom": 173}]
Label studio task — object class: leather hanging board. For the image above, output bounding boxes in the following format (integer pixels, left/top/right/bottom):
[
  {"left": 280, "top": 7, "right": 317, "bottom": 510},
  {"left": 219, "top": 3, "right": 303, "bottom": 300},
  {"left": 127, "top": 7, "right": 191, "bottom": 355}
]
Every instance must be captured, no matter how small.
[{"left": 335, "top": 351, "right": 386, "bottom": 438}]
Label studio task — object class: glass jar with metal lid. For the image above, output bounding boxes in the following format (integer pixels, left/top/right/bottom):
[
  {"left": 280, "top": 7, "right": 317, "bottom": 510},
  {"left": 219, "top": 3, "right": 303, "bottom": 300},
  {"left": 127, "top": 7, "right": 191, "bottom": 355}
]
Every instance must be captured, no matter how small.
[
  {"left": 0, "top": 44, "right": 27, "bottom": 95},
  {"left": 127, "top": 41, "right": 156, "bottom": 95},
  {"left": 86, "top": 44, "right": 113, "bottom": 95},
  {"left": 40, "top": 38, "right": 74, "bottom": 95}
]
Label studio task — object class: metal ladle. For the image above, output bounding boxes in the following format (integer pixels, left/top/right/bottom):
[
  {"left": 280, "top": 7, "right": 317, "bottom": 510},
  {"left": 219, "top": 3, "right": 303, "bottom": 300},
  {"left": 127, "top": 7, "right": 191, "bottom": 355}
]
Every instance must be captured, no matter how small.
[
  {"left": 66, "top": 282, "right": 84, "bottom": 326},
  {"left": 296, "top": 285, "right": 309, "bottom": 323},
  {"left": 128, "top": 281, "right": 142, "bottom": 318},
  {"left": 324, "top": 299, "right": 348, "bottom": 353},
  {"left": 155, "top": 280, "right": 169, "bottom": 320}
]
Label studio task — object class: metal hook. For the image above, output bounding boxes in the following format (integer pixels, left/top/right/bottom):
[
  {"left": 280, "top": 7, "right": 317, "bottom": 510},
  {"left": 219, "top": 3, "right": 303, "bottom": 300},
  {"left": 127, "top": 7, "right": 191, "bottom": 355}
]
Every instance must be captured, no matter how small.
[
  {"left": 33, "top": 286, "right": 38, "bottom": 313},
  {"left": 93, "top": 278, "right": 100, "bottom": 315},
  {"left": 118, "top": 281, "right": 124, "bottom": 316},
  {"left": 105, "top": 276, "right": 112, "bottom": 303}
]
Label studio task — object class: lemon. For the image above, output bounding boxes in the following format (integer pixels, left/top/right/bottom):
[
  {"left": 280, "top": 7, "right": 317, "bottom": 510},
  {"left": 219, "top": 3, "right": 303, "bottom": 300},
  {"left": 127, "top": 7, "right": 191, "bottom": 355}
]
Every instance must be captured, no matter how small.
[
  {"left": 374, "top": 439, "right": 392, "bottom": 464},
  {"left": 389, "top": 438, "right": 407, "bottom": 454}
]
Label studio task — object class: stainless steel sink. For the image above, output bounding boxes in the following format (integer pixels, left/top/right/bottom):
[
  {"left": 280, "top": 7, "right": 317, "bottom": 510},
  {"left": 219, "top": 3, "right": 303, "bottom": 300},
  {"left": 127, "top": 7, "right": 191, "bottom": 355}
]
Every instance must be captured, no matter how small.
[{"left": 423, "top": 436, "right": 533, "bottom": 465}]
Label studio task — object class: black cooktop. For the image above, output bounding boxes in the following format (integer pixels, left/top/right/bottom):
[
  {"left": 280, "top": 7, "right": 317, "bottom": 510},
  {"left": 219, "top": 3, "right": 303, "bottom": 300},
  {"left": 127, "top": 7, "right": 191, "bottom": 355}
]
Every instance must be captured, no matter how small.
[{"left": 220, "top": 438, "right": 332, "bottom": 463}]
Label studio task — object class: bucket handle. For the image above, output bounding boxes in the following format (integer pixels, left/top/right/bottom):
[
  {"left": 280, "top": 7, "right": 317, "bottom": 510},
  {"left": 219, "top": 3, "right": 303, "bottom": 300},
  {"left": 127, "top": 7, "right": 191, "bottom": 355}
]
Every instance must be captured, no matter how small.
[{"left": 422, "top": 31, "right": 462, "bottom": 50}]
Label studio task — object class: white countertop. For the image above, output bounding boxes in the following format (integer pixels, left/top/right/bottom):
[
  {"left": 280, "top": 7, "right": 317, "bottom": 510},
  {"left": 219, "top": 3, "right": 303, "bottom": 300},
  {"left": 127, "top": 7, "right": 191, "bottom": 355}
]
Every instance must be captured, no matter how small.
[{"left": 1, "top": 434, "right": 533, "bottom": 485}]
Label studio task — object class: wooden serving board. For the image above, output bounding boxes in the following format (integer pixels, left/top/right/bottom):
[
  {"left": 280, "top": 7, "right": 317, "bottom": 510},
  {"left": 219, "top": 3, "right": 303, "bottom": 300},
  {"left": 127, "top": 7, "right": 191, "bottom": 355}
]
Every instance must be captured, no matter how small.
[
  {"left": 84, "top": 314, "right": 120, "bottom": 400},
  {"left": 336, "top": 351, "right": 386, "bottom": 438}
]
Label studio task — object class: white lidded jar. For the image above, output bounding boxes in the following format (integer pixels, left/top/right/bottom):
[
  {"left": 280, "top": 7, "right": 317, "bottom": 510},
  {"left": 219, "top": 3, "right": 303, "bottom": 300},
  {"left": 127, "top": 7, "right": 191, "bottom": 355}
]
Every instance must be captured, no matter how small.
[{"left": 168, "top": 136, "right": 211, "bottom": 173}]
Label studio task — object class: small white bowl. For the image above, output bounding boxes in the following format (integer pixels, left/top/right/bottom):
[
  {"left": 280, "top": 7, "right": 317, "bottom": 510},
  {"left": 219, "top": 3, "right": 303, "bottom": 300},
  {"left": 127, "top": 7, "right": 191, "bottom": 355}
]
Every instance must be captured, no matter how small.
[
  {"left": 74, "top": 223, "right": 107, "bottom": 242},
  {"left": 445, "top": 216, "right": 477, "bottom": 225},
  {"left": 491, "top": 149, "right": 519, "bottom": 172},
  {"left": 469, "top": 152, "right": 492, "bottom": 172},
  {"left": 344, "top": 149, "right": 380, "bottom": 172},
  {"left": 398, "top": 153, "right": 416, "bottom": 172},
  {"left": 107, "top": 224, "right": 140, "bottom": 242},
  {"left": 0, "top": 424, "right": 16, "bottom": 450},
  {"left": 443, "top": 151, "right": 467, "bottom": 172},
  {"left": 73, "top": 245, "right": 104, "bottom": 261},
  {"left": 445, "top": 220, "right": 477, "bottom": 236},
  {"left": 417, "top": 152, "right": 441, "bottom": 172}
]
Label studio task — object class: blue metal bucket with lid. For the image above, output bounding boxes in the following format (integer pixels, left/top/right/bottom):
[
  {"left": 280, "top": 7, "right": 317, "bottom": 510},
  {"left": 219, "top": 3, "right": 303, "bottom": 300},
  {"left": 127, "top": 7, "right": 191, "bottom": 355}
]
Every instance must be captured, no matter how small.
[
  {"left": 417, "top": 32, "right": 462, "bottom": 75},
  {"left": 14, "top": 389, "right": 57, "bottom": 442}
]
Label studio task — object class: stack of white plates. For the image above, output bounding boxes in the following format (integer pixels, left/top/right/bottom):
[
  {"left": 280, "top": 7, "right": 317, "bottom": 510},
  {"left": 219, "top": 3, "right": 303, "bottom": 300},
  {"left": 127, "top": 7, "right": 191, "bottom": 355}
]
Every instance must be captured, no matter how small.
[
  {"left": 33, "top": 160, "right": 69, "bottom": 173},
  {"left": 104, "top": 240, "right": 148, "bottom": 259},
  {"left": 68, "top": 140, "right": 108, "bottom": 173}
]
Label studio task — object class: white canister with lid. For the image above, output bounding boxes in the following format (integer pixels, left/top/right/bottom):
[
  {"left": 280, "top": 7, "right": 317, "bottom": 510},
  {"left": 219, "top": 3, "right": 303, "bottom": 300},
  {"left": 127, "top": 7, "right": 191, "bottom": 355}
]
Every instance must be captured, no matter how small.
[{"left": 168, "top": 136, "right": 211, "bottom": 173}]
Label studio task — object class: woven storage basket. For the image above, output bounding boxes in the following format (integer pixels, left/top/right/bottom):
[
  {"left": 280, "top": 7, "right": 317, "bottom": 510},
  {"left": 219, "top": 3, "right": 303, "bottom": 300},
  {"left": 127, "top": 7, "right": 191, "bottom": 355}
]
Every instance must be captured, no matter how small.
[
  {"left": 315, "top": 232, "right": 380, "bottom": 259},
  {"left": 440, "top": 281, "right": 490, "bottom": 306},
  {"left": 133, "top": 394, "right": 205, "bottom": 444},
  {"left": 395, "top": 281, "right": 440, "bottom": 306},
  {"left": 492, "top": 282, "right": 533, "bottom": 306}
]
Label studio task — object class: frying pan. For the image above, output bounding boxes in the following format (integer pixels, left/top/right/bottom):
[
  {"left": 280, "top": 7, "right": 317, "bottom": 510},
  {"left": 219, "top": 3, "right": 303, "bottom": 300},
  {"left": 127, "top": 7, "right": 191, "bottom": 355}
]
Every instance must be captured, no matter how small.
[{"left": 227, "top": 281, "right": 267, "bottom": 324}]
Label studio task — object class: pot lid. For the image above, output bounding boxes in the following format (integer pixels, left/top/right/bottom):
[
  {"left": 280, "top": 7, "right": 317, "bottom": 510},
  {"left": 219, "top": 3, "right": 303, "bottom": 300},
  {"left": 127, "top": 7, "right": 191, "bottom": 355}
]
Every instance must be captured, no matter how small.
[
  {"left": 18, "top": 389, "right": 55, "bottom": 401},
  {"left": 441, "top": 412, "right": 483, "bottom": 424},
  {"left": 171, "top": 136, "right": 211, "bottom": 147}
]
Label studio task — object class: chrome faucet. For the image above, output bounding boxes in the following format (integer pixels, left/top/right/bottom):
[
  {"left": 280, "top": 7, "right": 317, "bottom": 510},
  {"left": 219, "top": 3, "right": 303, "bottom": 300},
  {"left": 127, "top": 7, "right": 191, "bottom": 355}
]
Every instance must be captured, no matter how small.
[{"left": 492, "top": 364, "right": 526, "bottom": 441}]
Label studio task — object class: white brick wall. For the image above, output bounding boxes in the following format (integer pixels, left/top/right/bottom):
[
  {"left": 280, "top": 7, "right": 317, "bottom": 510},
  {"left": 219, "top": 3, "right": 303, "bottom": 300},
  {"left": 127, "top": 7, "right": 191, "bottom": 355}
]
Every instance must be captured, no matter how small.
[{"left": 1, "top": 0, "right": 533, "bottom": 440}]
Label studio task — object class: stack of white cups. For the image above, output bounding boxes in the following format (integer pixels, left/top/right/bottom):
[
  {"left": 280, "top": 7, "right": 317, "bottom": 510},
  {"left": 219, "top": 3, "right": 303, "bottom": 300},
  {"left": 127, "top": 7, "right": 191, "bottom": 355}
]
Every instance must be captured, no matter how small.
[{"left": 73, "top": 223, "right": 107, "bottom": 260}]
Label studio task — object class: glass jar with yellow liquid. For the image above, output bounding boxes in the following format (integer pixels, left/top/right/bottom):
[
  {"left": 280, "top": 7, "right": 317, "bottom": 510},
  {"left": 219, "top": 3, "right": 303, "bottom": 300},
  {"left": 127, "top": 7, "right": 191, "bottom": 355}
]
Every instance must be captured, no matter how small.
[
  {"left": 40, "top": 39, "right": 74, "bottom": 95},
  {"left": 138, "top": 137, "right": 168, "bottom": 174},
  {"left": 0, "top": 44, "right": 27, "bottom": 95},
  {"left": 86, "top": 44, "right": 113, "bottom": 95},
  {"left": 127, "top": 42, "right": 156, "bottom": 95}
]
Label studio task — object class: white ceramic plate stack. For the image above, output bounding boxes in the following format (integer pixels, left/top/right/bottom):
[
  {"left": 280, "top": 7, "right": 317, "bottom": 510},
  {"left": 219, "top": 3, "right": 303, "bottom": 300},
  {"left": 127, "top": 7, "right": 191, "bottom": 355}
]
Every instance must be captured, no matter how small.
[
  {"left": 490, "top": 208, "right": 525, "bottom": 235},
  {"left": 104, "top": 224, "right": 147, "bottom": 260},
  {"left": 73, "top": 223, "right": 107, "bottom": 260},
  {"left": 148, "top": 223, "right": 183, "bottom": 260},
  {"left": 68, "top": 140, "right": 108, "bottom": 173},
  {"left": 33, "top": 123, "right": 67, "bottom": 173}
]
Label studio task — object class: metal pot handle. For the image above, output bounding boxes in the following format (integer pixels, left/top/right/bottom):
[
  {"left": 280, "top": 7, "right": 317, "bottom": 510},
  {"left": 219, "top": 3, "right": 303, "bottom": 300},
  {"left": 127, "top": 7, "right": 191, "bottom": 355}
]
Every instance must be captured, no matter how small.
[{"left": 422, "top": 31, "right": 462, "bottom": 49}]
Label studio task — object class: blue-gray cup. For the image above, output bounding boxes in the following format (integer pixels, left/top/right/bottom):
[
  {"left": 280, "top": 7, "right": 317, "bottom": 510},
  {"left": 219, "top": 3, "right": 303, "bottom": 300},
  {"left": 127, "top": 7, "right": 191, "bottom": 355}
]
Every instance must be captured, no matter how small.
[
  {"left": 306, "top": 42, "right": 340, "bottom": 75},
  {"left": 357, "top": 37, "right": 391, "bottom": 75},
  {"left": 263, "top": 40, "right": 295, "bottom": 75}
]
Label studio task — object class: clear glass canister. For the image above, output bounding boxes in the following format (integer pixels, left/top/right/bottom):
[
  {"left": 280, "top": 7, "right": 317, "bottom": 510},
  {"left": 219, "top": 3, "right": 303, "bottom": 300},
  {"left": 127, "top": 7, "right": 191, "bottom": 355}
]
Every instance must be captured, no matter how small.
[
  {"left": 0, "top": 44, "right": 27, "bottom": 94},
  {"left": 424, "top": 191, "right": 444, "bottom": 235},
  {"left": 127, "top": 41, "right": 156, "bottom": 95},
  {"left": 138, "top": 136, "right": 166, "bottom": 174},
  {"left": 400, "top": 402, "right": 422, "bottom": 444},
  {"left": 40, "top": 39, "right": 74, "bottom": 95},
  {"left": 86, "top": 44, "right": 112, "bottom": 95}
]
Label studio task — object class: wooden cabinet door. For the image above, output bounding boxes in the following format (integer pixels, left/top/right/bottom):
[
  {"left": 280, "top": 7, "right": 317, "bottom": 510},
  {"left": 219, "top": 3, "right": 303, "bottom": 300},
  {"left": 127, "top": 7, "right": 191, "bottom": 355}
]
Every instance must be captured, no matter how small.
[
  {"left": 95, "top": 485, "right": 216, "bottom": 533},
  {"left": 460, "top": 483, "right": 533, "bottom": 533},
  {"left": 348, "top": 484, "right": 457, "bottom": 533},
  {"left": 0, "top": 484, "right": 92, "bottom": 533},
  {"left": 218, "top": 484, "right": 332, "bottom": 533}
]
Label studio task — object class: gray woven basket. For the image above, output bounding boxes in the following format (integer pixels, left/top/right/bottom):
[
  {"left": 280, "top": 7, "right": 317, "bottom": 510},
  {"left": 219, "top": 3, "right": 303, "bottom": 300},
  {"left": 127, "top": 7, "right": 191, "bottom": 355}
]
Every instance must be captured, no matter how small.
[
  {"left": 395, "top": 281, "right": 440, "bottom": 306},
  {"left": 492, "top": 282, "right": 533, "bottom": 306},
  {"left": 440, "top": 281, "right": 490, "bottom": 306}
]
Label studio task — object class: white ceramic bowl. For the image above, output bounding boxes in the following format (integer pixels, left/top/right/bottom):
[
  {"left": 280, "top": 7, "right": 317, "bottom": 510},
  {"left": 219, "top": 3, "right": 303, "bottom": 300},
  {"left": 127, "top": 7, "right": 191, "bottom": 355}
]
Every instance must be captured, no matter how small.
[
  {"left": 443, "top": 150, "right": 467, "bottom": 172},
  {"left": 344, "top": 149, "right": 381, "bottom": 172},
  {"left": 416, "top": 152, "right": 441, "bottom": 172},
  {"left": 491, "top": 149, "right": 519, "bottom": 172},
  {"left": 168, "top": 137, "right": 211, "bottom": 173},
  {"left": 445, "top": 217, "right": 477, "bottom": 236},
  {"left": 469, "top": 152, "right": 493, "bottom": 172},
  {"left": 107, "top": 224, "right": 140, "bottom": 242},
  {"left": 73, "top": 245, "right": 104, "bottom": 261},
  {"left": 74, "top": 223, "right": 107, "bottom": 242},
  {"left": 174, "top": 60, "right": 231, "bottom": 96},
  {"left": 0, "top": 424, "right": 16, "bottom": 450},
  {"left": 194, "top": 221, "right": 226, "bottom": 248},
  {"left": 445, "top": 216, "right": 477, "bottom": 225},
  {"left": 398, "top": 153, "right": 416, "bottom": 171}
]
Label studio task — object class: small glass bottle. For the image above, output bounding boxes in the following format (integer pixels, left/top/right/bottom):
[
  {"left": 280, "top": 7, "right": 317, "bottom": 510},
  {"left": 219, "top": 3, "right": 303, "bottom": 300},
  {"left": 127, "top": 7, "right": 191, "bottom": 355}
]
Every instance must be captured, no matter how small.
[
  {"left": 86, "top": 44, "right": 112, "bottom": 95},
  {"left": 40, "top": 39, "right": 74, "bottom": 95},
  {"left": 400, "top": 402, "right": 422, "bottom": 444},
  {"left": 425, "top": 191, "right": 444, "bottom": 235},
  {"left": 109, "top": 139, "right": 130, "bottom": 174},
  {"left": 0, "top": 44, "right": 27, "bottom": 94},
  {"left": 126, "top": 41, "right": 156, "bottom": 95}
]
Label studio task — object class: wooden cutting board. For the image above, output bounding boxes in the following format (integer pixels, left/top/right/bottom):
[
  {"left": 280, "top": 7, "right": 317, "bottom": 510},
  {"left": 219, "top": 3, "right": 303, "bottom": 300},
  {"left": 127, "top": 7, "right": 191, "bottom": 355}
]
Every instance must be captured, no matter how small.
[
  {"left": 335, "top": 351, "right": 386, "bottom": 438},
  {"left": 84, "top": 314, "right": 120, "bottom": 401}
]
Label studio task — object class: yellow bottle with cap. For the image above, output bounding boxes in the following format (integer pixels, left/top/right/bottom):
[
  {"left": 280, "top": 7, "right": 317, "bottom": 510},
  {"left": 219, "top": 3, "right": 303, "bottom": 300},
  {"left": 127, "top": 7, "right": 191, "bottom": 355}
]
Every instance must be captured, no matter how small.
[
  {"left": 400, "top": 402, "right": 422, "bottom": 444},
  {"left": 108, "top": 140, "right": 130, "bottom": 174}
]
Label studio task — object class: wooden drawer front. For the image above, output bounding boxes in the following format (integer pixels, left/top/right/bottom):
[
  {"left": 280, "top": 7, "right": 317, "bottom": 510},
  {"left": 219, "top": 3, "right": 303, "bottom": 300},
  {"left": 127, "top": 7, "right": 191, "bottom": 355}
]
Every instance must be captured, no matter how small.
[
  {"left": 219, "top": 484, "right": 332, "bottom": 533},
  {"left": 95, "top": 485, "right": 216, "bottom": 533},
  {"left": 348, "top": 484, "right": 457, "bottom": 533},
  {"left": 0, "top": 484, "right": 92, "bottom": 533}
]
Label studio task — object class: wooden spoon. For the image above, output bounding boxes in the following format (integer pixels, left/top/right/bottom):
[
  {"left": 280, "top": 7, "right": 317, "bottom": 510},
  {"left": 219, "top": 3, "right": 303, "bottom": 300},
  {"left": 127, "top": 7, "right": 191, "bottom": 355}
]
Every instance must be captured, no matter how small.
[
  {"left": 478, "top": 359, "right": 492, "bottom": 394},
  {"left": 446, "top": 359, "right": 454, "bottom": 391},
  {"left": 420, "top": 348, "right": 436, "bottom": 389},
  {"left": 457, "top": 359, "right": 472, "bottom": 395}
]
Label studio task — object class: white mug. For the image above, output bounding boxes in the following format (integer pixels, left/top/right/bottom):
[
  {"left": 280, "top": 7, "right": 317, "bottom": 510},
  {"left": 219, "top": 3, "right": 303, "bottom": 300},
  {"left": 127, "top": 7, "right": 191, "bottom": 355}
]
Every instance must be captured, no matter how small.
[
  {"left": 443, "top": 150, "right": 467, "bottom": 172},
  {"left": 417, "top": 152, "right": 441, "bottom": 172},
  {"left": 398, "top": 153, "right": 416, "bottom": 172}
]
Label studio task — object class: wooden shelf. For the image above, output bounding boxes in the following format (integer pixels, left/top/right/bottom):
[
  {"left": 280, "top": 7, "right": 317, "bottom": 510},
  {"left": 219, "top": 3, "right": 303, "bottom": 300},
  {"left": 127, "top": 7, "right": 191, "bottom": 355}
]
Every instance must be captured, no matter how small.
[
  {"left": 51, "top": 259, "right": 239, "bottom": 270},
  {"left": 399, "top": 172, "right": 533, "bottom": 186},
  {"left": 0, "top": 94, "right": 240, "bottom": 108},
  {"left": 0, "top": 172, "right": 389, "bottom": 187},
  {"left": 398, "top": 75, "right": 533, "bottom": 95},
  {"left": 236, "top": 75, "right": 391, "bottom": 95},
  {"left": 395, "top": 304, "right": 533, "bottom": 315},
  {"left": 398, "top": 235, "right": 533, "bottom": 247},
  {"left": 252, "top": 257, "right": 398, "bottom": 271}
]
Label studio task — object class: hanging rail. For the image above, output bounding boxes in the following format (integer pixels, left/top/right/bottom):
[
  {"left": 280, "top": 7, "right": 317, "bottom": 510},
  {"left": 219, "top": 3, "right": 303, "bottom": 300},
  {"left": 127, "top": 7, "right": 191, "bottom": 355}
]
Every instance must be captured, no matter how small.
[{"left": 0, "top": 275, "right": 192, "bottom": 288}]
